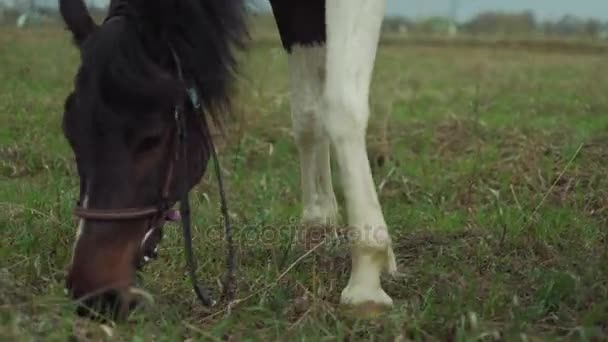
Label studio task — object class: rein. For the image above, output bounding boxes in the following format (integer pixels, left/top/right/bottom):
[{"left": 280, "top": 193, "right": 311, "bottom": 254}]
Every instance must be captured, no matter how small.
[
  {"left": 169, "top": 45, "right": 236, "bottom": 306},
  {"left": 72, "top": 42, "right": 235, "bottom": 308}
]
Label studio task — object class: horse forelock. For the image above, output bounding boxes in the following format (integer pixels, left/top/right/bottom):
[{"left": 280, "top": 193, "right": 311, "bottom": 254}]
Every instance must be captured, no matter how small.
[{"left": 72, "top": 0, "right": 248, "bottom": 123}]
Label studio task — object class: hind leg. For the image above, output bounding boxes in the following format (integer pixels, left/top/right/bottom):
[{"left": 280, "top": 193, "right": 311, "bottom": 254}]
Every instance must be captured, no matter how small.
[
  {"left": 288, "top": 44, "right": 338, "bottom": 225},
  {"left": 323, "top": 0, "right": 396, "bottom": 310}
]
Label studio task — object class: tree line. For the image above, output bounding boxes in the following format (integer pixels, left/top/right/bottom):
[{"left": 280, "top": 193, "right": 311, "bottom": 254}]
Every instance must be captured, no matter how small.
[{"left": 383, "top": 11, "right": 608, "bottom": 38}]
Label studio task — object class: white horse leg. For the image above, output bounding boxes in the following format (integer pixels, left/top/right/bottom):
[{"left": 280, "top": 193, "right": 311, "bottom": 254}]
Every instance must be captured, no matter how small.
[
  {"left": 323, "top": 0, "right": 396, "bottom": 309},
  {"left": 288, "top": 44, "right": 338, "bottom": 226}
]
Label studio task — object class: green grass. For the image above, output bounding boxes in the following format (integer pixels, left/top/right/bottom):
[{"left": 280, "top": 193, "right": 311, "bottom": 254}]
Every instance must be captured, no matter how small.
[{"left": 1, "top": 27, "right": 608, "bottom": 341}]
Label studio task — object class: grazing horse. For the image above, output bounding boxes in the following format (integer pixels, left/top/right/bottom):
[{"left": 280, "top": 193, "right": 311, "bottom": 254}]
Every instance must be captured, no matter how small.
[{"left": 60, "top": 0, "right": 396, "bottom": 318}]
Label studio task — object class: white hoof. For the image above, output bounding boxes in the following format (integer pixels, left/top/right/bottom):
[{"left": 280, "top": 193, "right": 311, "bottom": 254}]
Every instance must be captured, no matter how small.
[
  {"left": 340, "top": 285, "right": 393, "bottom": 318},
  {"left": 340, "top": 285, "right": 393, "bottom": 308}
]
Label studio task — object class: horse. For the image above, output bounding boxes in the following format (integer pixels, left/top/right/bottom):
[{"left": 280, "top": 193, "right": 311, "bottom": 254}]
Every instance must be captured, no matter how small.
[{"left": 60, "top": 0, "right": 396, "bottom": 319}]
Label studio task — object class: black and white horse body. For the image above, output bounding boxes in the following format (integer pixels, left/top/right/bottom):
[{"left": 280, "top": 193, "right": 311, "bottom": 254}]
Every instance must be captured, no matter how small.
[{"left": 270, "top": 0, "right": 395, "bottom": 309}]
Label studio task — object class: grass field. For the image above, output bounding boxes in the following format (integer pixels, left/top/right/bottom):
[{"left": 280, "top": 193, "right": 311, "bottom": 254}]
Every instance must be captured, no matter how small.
[{"left": 1, "top": 26, "right": 608, "bottom": 341}]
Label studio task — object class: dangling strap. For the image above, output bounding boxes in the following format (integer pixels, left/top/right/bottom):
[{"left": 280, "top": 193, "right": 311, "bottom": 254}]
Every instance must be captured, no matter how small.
[{"left": 169, "top": 44, "right": 235, "bottom": 306}]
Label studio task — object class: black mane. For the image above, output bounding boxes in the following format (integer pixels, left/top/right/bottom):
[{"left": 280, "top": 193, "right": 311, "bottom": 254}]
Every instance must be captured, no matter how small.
[
  {"left": 60, "top": 0, "right": 248, "bottom": 206},
  {"left": 73, "top": 0, "right": 247, "bottom": 120}
]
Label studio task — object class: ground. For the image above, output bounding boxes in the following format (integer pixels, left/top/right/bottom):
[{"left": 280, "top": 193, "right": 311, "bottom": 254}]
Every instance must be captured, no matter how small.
[{"left": 1, "top": 26, "right": 608, "bottom": 341}]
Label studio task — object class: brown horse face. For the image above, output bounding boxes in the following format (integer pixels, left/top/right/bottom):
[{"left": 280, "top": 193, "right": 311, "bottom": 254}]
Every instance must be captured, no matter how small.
[
  {"left": 62, "top": 88, "right": 179, "bottom": 318},
  {"left": 62, "top": 75, "right": 210, "bottom": 319},
  {"left": 57, "top": 2, "right": 201, "bottom": 319},
  {"left": 58, "top": 0, "right": 230, "bottom": 320}
]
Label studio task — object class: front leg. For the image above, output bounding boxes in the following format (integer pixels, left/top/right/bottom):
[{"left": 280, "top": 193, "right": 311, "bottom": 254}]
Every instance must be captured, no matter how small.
[{"left": 323, "top": 0, "right": 396, "bottom": 311}]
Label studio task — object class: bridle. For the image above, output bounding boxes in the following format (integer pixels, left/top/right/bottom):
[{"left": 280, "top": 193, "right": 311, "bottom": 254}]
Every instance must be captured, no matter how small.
[{"left": 72, "top": 42, "right": 235, "bottom": 308}]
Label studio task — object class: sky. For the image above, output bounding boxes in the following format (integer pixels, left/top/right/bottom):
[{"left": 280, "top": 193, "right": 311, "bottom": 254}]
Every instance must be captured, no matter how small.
[
  {"left": 387, "top": 0, "right": 608, "bottom": 22},
  {"left": 246, "top": 0, "right": 608, "bottom": 22},
  {"left": 10, "top": 0, "right": 608, "bottom": 22}
]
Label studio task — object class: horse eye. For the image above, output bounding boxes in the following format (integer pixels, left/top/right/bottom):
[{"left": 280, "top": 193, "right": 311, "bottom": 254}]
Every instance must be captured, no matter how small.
[{"left": 135, "top": 135, "right": 163, "bottom": 154}]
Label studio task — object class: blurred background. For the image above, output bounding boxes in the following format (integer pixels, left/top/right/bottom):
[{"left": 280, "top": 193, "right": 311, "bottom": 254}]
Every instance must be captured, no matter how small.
[{"left": 1, "top": 0, "right": 607, "bottom": 40}]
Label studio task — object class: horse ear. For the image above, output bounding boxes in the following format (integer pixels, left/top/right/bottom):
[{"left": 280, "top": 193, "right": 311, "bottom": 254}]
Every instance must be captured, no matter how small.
[{"left": 59, "top": 0, "right": 97, "bottom": 45}]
